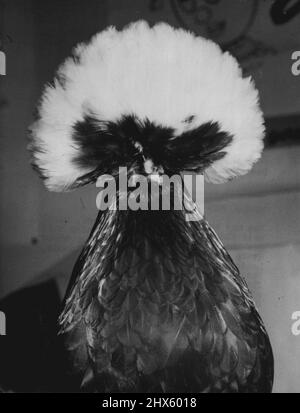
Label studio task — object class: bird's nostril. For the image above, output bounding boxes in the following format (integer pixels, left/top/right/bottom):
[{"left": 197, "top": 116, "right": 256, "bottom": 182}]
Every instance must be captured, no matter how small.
[
  {"left": 144, "top": 159, "right": 164, "bottom": 175},
  {"left": 144, "top": 159, "right": 154, "bottom": 174}
]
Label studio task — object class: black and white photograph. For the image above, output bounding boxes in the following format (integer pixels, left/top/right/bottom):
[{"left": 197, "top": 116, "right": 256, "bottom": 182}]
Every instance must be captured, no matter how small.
[{"left": 0, "top": 0, "right": 300, "bottom": 396}]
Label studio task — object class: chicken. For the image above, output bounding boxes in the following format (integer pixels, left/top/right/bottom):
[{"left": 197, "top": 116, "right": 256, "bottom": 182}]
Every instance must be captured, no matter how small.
[{"left": 28, "top": 21, "right": 274, "bottom": 393}]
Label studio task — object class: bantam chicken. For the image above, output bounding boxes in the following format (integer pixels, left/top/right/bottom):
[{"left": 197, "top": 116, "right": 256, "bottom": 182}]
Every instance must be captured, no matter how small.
[{"left": 29, "top": 21, "right": 274, "bottom": 393}]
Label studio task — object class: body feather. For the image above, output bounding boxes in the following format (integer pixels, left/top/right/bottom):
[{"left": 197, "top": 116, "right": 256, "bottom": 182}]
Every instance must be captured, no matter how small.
[{"left": 60, "top": 203, "right": 273, "bottom": 393}]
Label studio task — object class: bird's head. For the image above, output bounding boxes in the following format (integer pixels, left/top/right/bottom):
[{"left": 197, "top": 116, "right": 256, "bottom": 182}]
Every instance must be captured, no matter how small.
[{"left": 28, "top": 21, "right": 264, "bottom": 193}]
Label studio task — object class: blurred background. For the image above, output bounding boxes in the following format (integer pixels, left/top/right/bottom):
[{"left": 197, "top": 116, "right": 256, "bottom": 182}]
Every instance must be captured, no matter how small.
[{"left": 0, "top": 0, "right": 300, "bottom": 392}]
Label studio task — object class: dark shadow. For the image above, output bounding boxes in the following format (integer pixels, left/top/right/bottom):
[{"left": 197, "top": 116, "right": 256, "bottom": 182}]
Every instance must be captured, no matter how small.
[{"left": 0, "top": 279, "right": 80, "bottom": 393}]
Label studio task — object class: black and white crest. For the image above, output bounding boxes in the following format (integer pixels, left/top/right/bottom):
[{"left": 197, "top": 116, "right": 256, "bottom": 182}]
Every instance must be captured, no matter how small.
[{"left": 28, "top": 21, "right": 265, "bottom": 191}]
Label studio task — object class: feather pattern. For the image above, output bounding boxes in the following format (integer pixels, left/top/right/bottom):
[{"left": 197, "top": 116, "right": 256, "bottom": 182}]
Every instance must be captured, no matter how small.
[{"left": 59, "top": 201, "right": 274, "bottom": 393}]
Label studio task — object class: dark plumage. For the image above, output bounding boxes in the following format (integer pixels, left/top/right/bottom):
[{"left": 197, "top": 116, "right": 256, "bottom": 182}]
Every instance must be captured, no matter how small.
[
  {"left": 70, "top": 115, "right": 233, "bottom": 189},
  {"left": 59, "top": 117, "right": 274, "bottom": 393}
]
